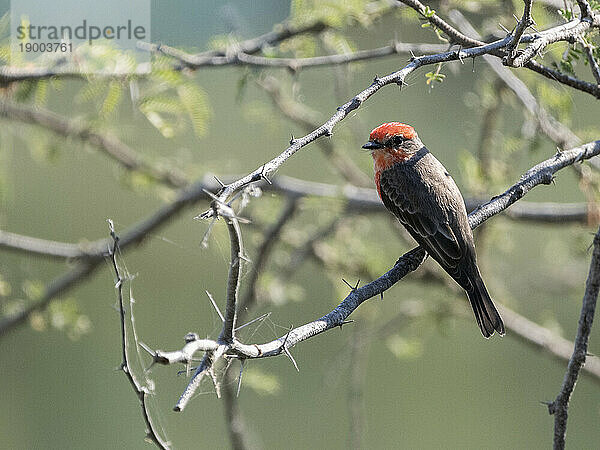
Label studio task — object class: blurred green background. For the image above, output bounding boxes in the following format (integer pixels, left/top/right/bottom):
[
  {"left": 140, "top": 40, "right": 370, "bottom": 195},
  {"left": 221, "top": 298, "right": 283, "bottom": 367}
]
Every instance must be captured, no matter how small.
[{"left": 1, "top": 1, "right": 599, "bottom": 449}]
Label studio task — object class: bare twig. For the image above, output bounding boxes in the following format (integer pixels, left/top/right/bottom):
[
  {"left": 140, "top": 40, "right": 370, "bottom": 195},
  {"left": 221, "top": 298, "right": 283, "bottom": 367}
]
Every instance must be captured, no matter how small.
[
  {"left": 0, "top": 65, "right": 89, "bottom": 84},
  {"left": 0, "top": 229, "right": 90, "bottom": 259},
  {"left": 510, "top": 13, "right": 598, "bottom": 67},
  {"left": 505, "top": 0, "right": 535, "bottom": 65},
  {"left": 547, "top": 226, "right": 600, "bottom": 449},
  {"left": 220, "top": 207, "right": 244, "bottom": 343},
  {"left": 108, "top": 221, "right": 170, "bottom": 449},
  {"left": 174, "top": 201, "right": 246, "bottom": 411},
  {"left": 582, "top": 40, "right": 600, "bottom": 85},
  {"left": 142, "top": 40, "right": 450, "bottom": 70},
  {"left": 141, "top": 20, "right": 330, "bottom": 69}
]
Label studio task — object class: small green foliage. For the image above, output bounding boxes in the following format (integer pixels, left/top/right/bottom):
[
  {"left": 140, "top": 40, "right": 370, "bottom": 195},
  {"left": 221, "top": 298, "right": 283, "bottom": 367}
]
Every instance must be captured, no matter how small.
[
  {"left": 236, "top": 71, "right": 251, "bottom": 104},
  {"left": 208, "top": 34, "right": 237, "bottom": 51},
  {"left": 100, "top": 80, "right": 123, "bottom": 118},
  {"left": 425, "top": 70, "right": 446, "bottom": 85},
  {"left": 279, "top": 34, "right": 319, "bottom": 58},
  {"left": 558, "top": 7, "right": 573, "bottom": 21},
  {"left": 289, "top": 0, "right": 390, "bottom": 28},
  {"left": 418, "top": 5, "right": 447, "bottom": 42},
  {"left": 137, "top": 66, "right": 211, "bottom": 138},
  {"left": 458, "top": 150, "right": 485, "bottom": 193},
  {"left": 321, "top": 30, "right": 357, "bottom": 56},
  {"left": 13, "top": 80, "right": 37, "bottom": 102},
  {"left": 422, "top": 5, "right": 436, "bottom": 18},
  {"left": 177, "top": 83, "right": 210, "bottom": 137},
  {"left": 258, "top": 275, "right": 305, "bottom": 306},
  {"left": 28, "top": 298, "right": 92, "bottom": 340}
]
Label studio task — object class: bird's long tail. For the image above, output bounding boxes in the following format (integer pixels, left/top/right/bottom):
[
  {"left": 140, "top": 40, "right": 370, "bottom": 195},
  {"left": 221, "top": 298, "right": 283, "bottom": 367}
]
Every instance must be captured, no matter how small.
[{"left": 467, "top": 275, "right": 505, "bottom": 338}]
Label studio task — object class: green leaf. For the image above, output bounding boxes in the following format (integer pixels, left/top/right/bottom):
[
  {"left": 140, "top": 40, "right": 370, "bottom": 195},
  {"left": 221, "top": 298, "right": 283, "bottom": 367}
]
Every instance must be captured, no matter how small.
[
  {"left": 100, "top": 80, "right": 123, "bottom": 117},
  {"left": 177, "top": 83, "right": 211, "bottom": 137}
]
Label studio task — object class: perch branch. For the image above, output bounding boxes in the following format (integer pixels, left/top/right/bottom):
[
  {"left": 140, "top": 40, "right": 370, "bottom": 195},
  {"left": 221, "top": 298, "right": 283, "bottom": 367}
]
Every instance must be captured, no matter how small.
[{"left": 547, "top": 225, "right": 600, "bottom": 449}]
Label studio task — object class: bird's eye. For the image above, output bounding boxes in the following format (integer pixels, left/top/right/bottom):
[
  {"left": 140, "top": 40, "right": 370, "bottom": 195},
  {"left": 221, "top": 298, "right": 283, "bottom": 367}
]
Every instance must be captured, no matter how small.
[{"left": 392, "top": 135, "right": 406, "bottom": 146}]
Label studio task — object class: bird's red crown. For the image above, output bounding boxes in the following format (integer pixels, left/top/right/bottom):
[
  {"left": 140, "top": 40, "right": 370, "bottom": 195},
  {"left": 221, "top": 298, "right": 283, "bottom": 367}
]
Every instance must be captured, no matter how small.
[{"left": 369, "top": 122, "right": 416, "bottom": 142}]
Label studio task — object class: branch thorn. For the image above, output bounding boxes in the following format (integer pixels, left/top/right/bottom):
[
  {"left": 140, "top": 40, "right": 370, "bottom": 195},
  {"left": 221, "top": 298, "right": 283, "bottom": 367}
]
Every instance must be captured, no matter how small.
[
  {"left": 213, "top": 176, "right": 225, "bottom": 188},
  {"left": 259, "top": 165, "right": 272, "bottom": 184},
  {"left": 206, "top": 290, "right": 225, "bottom": 322},
  {"left": 499, "top": 23, "right": 510, "bottom": 35},
  {"left": 342, "top": 278, "right": 360, "bottom": 292},
  {"left": 339, "top": 319, "right": 354, "bottom": 329},
  {"left": 280, "top": 326, "right": 299, "bottom": 371},
  {"left": 236, "top": 360, "right": 245, "bottom": 397}
]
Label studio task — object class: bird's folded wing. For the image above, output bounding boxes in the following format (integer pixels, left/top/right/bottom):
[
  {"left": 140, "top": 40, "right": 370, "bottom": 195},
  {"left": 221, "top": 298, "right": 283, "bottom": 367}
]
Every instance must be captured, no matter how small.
[{"left": 379, "top": 173, "right": 464, "bottom": 273}]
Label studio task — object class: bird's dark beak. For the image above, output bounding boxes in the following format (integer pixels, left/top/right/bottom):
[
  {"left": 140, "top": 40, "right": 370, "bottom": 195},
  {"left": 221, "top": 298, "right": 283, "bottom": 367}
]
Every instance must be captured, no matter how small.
[{"left": 362, "top": 141, "right": 383, "bottom": 150}]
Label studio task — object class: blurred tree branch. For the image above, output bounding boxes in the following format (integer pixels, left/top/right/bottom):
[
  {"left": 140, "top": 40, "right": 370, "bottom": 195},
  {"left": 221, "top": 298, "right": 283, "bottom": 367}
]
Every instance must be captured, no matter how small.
[{"left": 0, "top": 100, "right": 189, "bottom": 188}]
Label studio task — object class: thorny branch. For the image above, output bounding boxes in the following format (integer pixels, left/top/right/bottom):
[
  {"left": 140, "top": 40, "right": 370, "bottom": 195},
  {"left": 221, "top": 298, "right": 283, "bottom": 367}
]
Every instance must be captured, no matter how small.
[
  {"left": 505, "top": 0, "right": 535, "bottom": 66},
  {"left": 219, "top": 206, "right": 244, "bottom": 343},
  {"left": 151, "top": 140, "right": 600, "bottom": 411},
  {"left": 399, "top": 0, "right": 600, "bottom": 97},
  {"left": 547, "top": 226, "right": 600, "bottom": 450},
  {"left": 201, "top": 37, "right": 518, "bottom": 213},
  {"left": 582, "top": 40, "right": 600, "bottom": 85},
  {"left": 108, "top": 220, "right": 170, "bottom": 449}
]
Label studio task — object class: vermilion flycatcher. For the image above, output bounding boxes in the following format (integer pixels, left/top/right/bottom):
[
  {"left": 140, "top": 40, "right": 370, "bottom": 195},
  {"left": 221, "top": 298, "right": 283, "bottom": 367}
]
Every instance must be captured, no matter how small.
[{"left": 363, "top": 122, "right": 505, "bottom": 338}]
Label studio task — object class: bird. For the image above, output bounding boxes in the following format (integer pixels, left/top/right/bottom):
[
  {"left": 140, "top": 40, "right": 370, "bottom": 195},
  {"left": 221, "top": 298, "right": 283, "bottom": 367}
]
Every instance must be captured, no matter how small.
[{"left": 362, "top": 122, "right": 505, "bottom": 338}]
